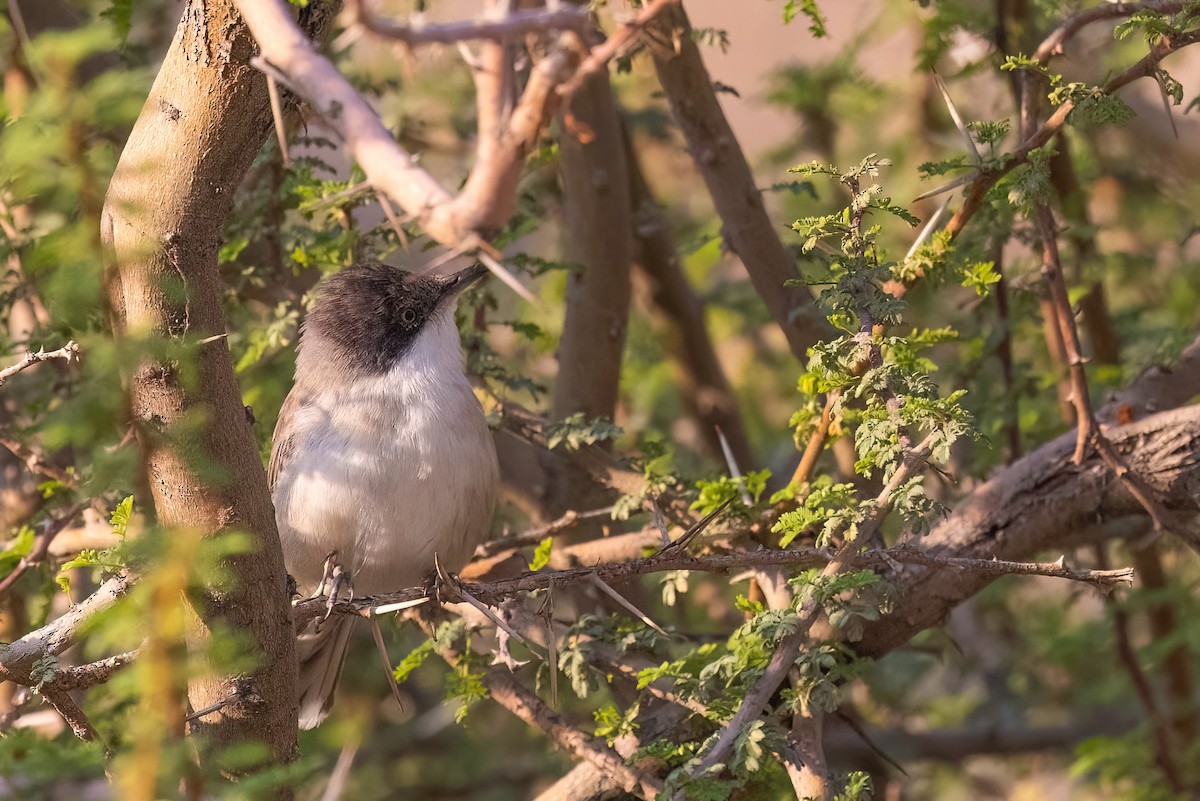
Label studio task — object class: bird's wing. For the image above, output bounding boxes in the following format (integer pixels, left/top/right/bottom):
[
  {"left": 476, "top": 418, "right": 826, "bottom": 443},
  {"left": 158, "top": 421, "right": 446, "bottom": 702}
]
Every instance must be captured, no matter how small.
[{"left": 268, "top": 389, "right": 305, "bottom": 492}]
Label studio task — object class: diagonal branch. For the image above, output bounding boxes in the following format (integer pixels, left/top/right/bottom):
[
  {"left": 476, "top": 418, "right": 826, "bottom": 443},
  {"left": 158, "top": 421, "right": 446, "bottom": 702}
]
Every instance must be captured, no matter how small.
[
  {"left": 0, "top": 340, "right": 78, "bottom": 387},
  {"left": 344, "top": 0, "right": 590, "bottom": 46},
  {"left": 645, "top": 4, "right": 827, "bottom": 361}
]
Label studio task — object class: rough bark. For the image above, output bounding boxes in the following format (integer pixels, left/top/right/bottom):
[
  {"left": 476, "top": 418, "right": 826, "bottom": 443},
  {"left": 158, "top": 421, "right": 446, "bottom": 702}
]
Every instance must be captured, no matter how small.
[
  {"left": 554, "top": 72, "right": 632, "bottom": 422},
  {"left": 101, "top": 0, "right": 337, "bottom": 785},
  {"left": 548, "top": 69, "right": 633, "bottom": 514},
  {"left": 646, "top": 5, "right": 827, "bottom": 362},
  {"left": 856, "top": 404, "right": 1200, "bottom": 658}
]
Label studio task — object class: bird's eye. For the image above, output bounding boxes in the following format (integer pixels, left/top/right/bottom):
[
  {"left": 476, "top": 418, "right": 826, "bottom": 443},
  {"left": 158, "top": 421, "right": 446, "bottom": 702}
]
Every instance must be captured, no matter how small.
[{"left": 401, "top": 309, "right": 418, "bottom": 325}]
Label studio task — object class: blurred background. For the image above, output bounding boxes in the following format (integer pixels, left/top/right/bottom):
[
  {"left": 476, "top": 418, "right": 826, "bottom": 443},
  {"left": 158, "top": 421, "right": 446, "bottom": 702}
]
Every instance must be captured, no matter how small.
[{"left": 1, "top": 1, "right": 1199, "bottom": 799}]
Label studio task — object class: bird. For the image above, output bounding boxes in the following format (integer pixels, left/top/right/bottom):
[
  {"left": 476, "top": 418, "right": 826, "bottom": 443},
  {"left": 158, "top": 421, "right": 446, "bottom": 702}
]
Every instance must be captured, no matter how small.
[{"left": 268, "top": 261, "right": 499, "bottom": 730}]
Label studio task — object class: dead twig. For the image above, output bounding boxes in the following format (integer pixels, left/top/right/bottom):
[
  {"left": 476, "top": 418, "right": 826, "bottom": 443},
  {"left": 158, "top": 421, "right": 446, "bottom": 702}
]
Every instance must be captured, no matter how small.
[
  {"left": 475, "top": 507, "right": 614, "bottom": 558},
  {"left": 0, "top": 340, "right": 79, "bottom": 387},
  {"left": 0, "top": 501, "right": 90, "bottom": 600}
]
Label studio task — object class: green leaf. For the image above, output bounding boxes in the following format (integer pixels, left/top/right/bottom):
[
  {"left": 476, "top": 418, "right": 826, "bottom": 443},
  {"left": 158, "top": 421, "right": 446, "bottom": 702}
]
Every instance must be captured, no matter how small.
[
  {"left": 545, "top": 413, "right": 622, "bottom": 451},
  {"left": 782, "top": 0, "right": 828, "bottom": 38},
  {"left": 530, "top": 537, "right": 554, "bottom": 571},
  {"left": 393, "top": 639, "right": 434, "bottom": 683},
  {"left": 110, "top": 496, "right": 134, "bottom": 540}
]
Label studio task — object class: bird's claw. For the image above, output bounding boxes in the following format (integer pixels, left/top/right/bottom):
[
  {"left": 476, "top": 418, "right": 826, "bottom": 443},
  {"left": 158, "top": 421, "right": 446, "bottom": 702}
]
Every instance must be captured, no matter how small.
[{"left": 314, "top": 550, "right": 354, "bottom": 624}]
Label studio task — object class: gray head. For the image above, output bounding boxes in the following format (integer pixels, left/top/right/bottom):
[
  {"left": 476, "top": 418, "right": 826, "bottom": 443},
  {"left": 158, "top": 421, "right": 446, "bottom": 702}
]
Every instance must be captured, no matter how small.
[{"left": 300, "top": 261, "right": 486, "bottom": 376}]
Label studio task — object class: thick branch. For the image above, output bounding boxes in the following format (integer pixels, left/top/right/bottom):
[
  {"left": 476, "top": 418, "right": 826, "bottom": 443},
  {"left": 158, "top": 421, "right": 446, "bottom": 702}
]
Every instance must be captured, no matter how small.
[
  {"left": 646, "top": 5, "right": 826, "bottom": 361},
  {"left": 856, "top": 404, "right": 1200, "bottom": 658},
  {"left": 102, "top": 0, "right": 339, "bottom": 781}
]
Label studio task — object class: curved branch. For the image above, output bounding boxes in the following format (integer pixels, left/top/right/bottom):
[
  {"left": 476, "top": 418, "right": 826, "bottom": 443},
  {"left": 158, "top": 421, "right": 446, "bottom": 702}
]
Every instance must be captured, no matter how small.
[{"left": 857, "top": 403, "right": 1200, "bottom": 658}]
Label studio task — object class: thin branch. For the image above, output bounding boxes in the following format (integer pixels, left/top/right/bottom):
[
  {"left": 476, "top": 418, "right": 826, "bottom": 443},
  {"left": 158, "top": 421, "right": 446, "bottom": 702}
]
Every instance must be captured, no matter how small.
[
  {"left": 1092, "top": 543, "right": 1185, "bottom": 791},
  {"left": 297, "top": 531, "right": 1134, "bottom": 628},
  {"left": 345, "top": 1, "right": 591, "bottom": 46},
  {"left": 42, "top": 687, "right": 99, "bottom": 742},
  {"left": 0, "top": 433, "right": 78, "bottom": 488},
  {"left": 889, "top": 547, "right": 1133, "bottom": 592},
  {"left": 680, "top": 434, "right": 940, "bottom": 787},
  {"left": 0, "top": 572, "right": 131, "bottom": 684},
  {"left": 1036, "top": 207, "right": 1186, "bottom": 547},
  {"left": 1036, "top": 205, "right": 1094, "bottom": 461},
  {"left": 645, "top": 4, "right": 827, "bottom": 361},
  {"left": 233, "top": 0, "right": 569, "bottom": 253},
  {"left": 790, "top": 393, "right": 836, "bottom": 488},
  {"left": 475, "top": 507, "right": 614, "bottom": 558},
  {"left": 888, "top": 28, "right": 1200, "bottom": 297},
  {"left": 438, "top": 646, "right": 663, "bottom": 799},
  {"left": 557, "top": 0, "right": 682, "bottom": 107},
  {"left": 0, "top": 340, "right": 79, "bottom": 387},
  {"left": 1032, "top": 2, "right": 1187, "bottom": 64},
  {"left": 0, "top": 501, "right": 89, "bottom": 600}
]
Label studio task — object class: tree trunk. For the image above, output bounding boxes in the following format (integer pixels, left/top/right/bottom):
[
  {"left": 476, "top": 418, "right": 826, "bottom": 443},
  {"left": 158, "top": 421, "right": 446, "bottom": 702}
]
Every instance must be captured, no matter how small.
[
  {"left": 101, "top": 0, "right": 337, "bottom": 788},
  {"left": 550, "top": 69, "right": 633, "bottom": 514}
]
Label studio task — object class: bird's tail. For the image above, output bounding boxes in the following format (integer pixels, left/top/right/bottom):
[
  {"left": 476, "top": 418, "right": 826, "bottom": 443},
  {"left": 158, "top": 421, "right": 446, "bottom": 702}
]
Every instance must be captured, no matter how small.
[{"left": 295, "top": 615, "right": 354, "bottom": 730}]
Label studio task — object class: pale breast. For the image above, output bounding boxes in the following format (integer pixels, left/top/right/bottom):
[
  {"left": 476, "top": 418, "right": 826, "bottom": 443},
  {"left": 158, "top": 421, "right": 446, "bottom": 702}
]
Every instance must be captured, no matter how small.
[{"left": 274, "top": 358, "right": 498, "bottom": 596}]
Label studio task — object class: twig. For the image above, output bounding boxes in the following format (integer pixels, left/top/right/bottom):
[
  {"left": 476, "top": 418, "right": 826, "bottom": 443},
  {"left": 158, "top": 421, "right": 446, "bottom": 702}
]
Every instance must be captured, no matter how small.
[
  {"left": 889, "top": 547, "right": 1133, "bottom": 592},
  {"left": 185, "top": 695, "right": 238, "bottom": 724},
  {"left": 266, "top": 75, "right": 291, "bottom": 167},
  {"left": 345, "top": 0, "right": 590, "bottom": 46},
  {"left": 1092, "top": 543, "right": 1185, "bottom": 791},
  {"left": 557, "top": 0, "right": 682, "bottom": 102},
  {"left": 1035, "top": 207, "right": 1186, "bottom": 547},
  {"left": 475, "top": 507, "right": 613, "bottom": 558},
  {"left": 297, "top": 533, "right": 1136, "bottom": 628},
  {"left": 0, "top": 340, "right": 79, "bottom": 387},
  {"left": 682, "top": 434, "right": 939, "bottom": 787},
  {"left": 1032, "top": 2, "right": 1187, "bottom": 65},
  {"left": 0, "top": 433, "right": 77, "bottom": 487},
  {"left": 0, "top": 501, "right": 89, "bottom": 600},
  {"left": 41, "top": 649, "right": 138, "bottom": 692},
  {"left": 1036, "top": 206, "right": 1095, "bottom": 461},
  {"left": 446, "top": 648, "right": 663, "bottom": 799},
  {"left": 790, "top": 393, "right": 836, "bottom": 488},
  {"left": 437, "top": 556, "right": 539, "bottom": 655},
  {"left": 888, "top": 28, "right": 1200, "bottom": 297}
]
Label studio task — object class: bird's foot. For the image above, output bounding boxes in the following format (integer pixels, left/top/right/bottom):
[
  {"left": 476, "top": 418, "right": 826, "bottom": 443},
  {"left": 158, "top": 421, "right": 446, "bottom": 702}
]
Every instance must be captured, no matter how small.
[{"left": 314, "top": 550, "right": 354, "bottom": 623}]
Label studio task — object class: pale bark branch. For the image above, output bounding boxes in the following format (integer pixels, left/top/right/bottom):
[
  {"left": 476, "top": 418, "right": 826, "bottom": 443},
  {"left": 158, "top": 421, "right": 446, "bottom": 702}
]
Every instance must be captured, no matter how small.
[
  {"left": 0, "top": 340, "right": 78, "bottom": 387},
  {"left": 0, "top": 572, "right": 131, "bottom": 685}
]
